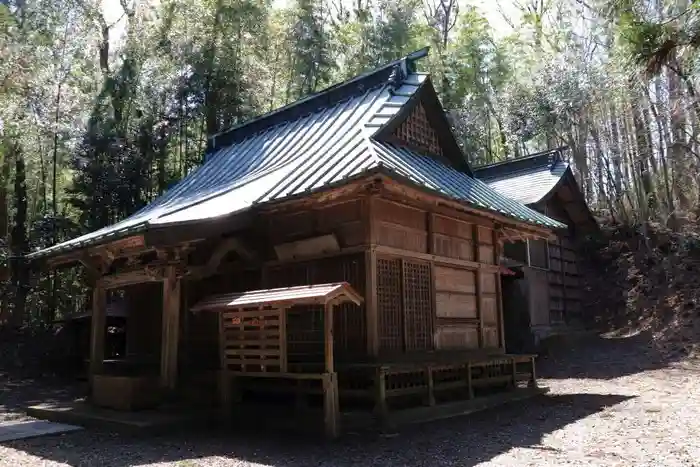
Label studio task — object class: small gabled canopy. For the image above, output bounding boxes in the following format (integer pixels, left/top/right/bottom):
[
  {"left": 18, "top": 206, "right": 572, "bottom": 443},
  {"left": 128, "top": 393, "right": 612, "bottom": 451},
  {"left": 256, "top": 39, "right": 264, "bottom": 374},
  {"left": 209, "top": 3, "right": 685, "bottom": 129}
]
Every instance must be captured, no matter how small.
[{"left": 191, "top": 282, "right": 363, "bottom": 312}]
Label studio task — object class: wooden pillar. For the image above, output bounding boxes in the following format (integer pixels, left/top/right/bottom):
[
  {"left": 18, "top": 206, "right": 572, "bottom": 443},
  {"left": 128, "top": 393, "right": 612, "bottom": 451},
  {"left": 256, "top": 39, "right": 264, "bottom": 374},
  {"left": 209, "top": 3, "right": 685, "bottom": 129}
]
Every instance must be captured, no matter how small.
[
  {"left": 323, "top": 303, "right": 339, "bottom": 438},
  {"left": 322, "top": 372, "right": 340, "bottom": 438},
  {"left": 493, "top": 228, "right": 506, "bottom": 351},
  {"left": 160, "top": 264, "right": 181, "bottom": 391},
  {"left": 374, "top": 366, "right": 388, "bottom": 425},
  {"left": 218, "top": 310, "right": 232, "bottom": 418},
  {"left": 324, "top": 303, "right": 334, "bottom": 373},
  {"left": 89, "top": 278, "right": 106, "bottom": 376},
  {"left": 365, "top": 195, "right": 379, "bottom": 358},
  {"left": 365, "top": 247, "right": 378, "bottom": 357},
  {"left": 473, "top": 225, "right": 484, "bottom": 348},
  {"left": 280, "top": 307, "right": 288, "bottom": 372},
  {"left": 426, "top": 366, "right": 435, "bottom": 406}
]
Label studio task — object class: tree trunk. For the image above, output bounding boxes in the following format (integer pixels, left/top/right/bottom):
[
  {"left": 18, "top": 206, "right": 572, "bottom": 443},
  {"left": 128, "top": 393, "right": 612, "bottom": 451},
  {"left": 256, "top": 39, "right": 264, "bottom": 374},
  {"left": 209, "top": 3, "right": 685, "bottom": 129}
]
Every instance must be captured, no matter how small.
[
  {"left": 10, "top": 142, "right": 28, "bottom": 327},
  {"left": 668, "top": 64, "right": 691, "bottom": 210},
  {"left": 608, "top": 103, "right": 624, "bottom": 218},
  {"left": 0, "top": 147, "right": 10, "bottom": 323},
  {"left": 650, "top": 78, "right": 675, "bottom": 220}
]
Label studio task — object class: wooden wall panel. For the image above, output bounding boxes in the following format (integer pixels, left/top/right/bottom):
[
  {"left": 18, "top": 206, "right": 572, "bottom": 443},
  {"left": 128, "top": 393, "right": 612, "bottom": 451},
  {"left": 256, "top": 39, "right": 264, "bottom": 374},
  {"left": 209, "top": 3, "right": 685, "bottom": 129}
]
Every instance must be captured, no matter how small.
[
  {"left": 481, "top": 296, "right": 498, "bottom": 324},
  {"left": 265, "top": 254, "right": 367, "bottom": 360},
  {"left": 478, "top": 245, "right": 495, "bottom": 264},
  {"left": 336, "top": 221, "right": 365, "bottom": 247},
  {"left": 434, "top": 266, "right": 475, "bottom": 294},
  {"left": 477, "top": 226, "right": 493, "bottom": 244},
  {"left": 432, "top": 215, "right": 473, "bottom": 240},
  {"left": 483, "top": 326, "right": 499, "bottom": 348},
  {"left": 270, "top": 211, "right": 315, "bottom": 242},
  {"left": 432, "top": 234, "right": 473, "bottom": 260},
  {"left": 435, "top": 292, "right": 477, "bottom": 318},
  {"left": 479, "top": 273, "right": 497, "bottom": 294},
  {"left": 435, "top": 325, "right": 479, "bottom": 349},
  {"left": 374, "top": 199, "right": 426, "bottom": 230},
  {"left": 317, "top": 200, "right": 362, "bottom": 229},
  {"left": 376, "top": 223, "right": 427, "bottom": 252}
]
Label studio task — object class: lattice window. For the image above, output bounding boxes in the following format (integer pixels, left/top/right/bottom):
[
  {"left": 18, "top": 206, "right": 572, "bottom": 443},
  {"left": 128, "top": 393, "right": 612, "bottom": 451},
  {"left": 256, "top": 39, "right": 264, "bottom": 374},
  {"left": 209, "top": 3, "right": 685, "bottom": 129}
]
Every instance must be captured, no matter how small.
[
  {"left": 403, "top": 260, "right": 433, "bottom": 351},
  {"left": 377, "top": 258, "right": 403, "bottom": 352},
  {"left": 392, "top": 102, "right": 443, "bottom": 157}
]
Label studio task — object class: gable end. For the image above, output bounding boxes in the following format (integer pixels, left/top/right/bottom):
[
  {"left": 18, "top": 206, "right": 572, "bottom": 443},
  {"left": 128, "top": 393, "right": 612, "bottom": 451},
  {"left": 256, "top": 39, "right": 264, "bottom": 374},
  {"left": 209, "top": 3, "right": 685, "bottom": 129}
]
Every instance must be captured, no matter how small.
[
  {"left": 392, "top": 101, "right": 444, "bottom": 159},
  {"left": 375, "top": 77, "right": 472, "bottom": 176}
]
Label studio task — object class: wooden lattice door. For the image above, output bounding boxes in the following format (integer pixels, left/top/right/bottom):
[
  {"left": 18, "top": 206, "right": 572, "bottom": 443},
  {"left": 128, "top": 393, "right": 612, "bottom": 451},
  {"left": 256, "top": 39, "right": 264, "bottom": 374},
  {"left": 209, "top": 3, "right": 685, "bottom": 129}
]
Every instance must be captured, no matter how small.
[
  {"left": 377, "top": 258, "right": 403, "bottom": 352},
  {"left": 403, "top": 260, "right": 433, "bottom": 351},
  {"left": 377, "top": 257, "right": 434, "bottom": 353}
]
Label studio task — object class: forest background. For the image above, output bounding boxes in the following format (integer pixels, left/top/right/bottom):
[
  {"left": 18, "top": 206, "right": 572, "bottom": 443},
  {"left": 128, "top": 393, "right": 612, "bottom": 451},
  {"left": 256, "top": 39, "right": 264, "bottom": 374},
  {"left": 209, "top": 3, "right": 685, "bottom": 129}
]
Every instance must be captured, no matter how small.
[{"left": 0, "top": 0, "right": 698, "bottom": 325}]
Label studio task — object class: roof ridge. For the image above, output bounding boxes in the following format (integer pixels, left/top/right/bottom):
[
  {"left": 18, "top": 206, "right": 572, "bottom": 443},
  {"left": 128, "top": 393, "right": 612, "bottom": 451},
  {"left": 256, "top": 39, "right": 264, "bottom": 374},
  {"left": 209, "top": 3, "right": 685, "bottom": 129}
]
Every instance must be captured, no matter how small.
[
  {"left": 473, "top": 146, "right": 568, "bottom": 171},
  {"left": 207, "top": 48, "right": 430, "bottom": 153}
]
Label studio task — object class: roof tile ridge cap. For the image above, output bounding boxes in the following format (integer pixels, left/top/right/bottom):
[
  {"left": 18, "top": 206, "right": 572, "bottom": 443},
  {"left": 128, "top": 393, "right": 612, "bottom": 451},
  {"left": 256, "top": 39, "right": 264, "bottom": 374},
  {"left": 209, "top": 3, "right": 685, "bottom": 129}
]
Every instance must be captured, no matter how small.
[
  {"left": 360, "top": 84, "right": 395, "bottom": 168},
  {"left": 206, "top": 54, "right": 422, "bottom": 146}
]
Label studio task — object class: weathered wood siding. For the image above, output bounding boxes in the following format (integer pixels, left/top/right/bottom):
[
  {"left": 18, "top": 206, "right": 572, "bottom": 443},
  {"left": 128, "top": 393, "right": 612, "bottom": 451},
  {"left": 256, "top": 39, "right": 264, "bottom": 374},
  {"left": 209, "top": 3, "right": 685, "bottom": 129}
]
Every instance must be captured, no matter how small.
[
  {"left": 542, "top": 198, "right": 581, "bottom": 325},
  {"left": 267, "top": 199, "right": 366, "bottom": 248},
  {"left": 371, "top": 197, "right": 503, "bottom": 355}
]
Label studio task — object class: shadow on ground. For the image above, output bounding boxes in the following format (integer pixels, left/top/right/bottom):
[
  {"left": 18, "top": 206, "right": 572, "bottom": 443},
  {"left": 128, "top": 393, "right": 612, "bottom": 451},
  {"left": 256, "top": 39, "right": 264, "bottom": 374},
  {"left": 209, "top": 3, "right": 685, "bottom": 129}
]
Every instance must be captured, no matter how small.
[
  {"left": 1, "top": 392, "right": 632, "bottom": 467},
  {"left": 537, "top": 330, "right": 675, "bottom": 380},
  {"left": 0, "top": 376, "right": 84, "bottom": 421}
]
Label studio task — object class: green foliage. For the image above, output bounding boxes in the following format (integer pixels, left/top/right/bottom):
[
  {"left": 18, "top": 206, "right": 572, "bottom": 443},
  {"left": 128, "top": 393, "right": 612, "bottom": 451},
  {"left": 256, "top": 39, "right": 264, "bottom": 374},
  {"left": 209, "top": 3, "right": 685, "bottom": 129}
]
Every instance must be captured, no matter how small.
[{"left": 2, "top": 0, "right": 699, "bottom": 326}]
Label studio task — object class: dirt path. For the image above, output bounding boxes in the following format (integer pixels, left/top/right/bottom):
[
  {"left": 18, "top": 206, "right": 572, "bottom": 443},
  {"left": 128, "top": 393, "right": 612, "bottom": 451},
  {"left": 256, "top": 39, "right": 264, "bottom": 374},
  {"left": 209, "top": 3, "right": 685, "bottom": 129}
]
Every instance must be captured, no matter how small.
[{"left": 1, "top": 333, "right": 698, "bottom": 466}]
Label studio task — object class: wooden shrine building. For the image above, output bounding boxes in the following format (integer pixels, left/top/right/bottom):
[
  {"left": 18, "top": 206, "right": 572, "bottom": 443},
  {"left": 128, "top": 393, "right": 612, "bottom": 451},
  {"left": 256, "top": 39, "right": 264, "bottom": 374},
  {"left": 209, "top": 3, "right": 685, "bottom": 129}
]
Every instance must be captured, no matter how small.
[
  {"left": 28, "top": 49, "right": 566, "bottom": 437},
  {"left": 474, "top": 148, "right": 598, "bottom": 349}
]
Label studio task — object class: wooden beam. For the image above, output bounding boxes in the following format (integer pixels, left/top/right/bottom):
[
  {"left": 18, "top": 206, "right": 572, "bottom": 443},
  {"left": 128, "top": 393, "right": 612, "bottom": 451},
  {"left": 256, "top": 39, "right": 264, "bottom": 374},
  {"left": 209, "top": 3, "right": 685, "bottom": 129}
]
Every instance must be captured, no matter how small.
[
  {"left": 374, "top": 245, "right": 500, "bottom": 273},
  {"left": 89, "top": 278, "right": 106, "bottom": 377},
  {"left": 102, "top": 268, "right": 163, "bottom": 289},
  {"left": 160, "top": 264, "right": 182, "bottom": 391}
]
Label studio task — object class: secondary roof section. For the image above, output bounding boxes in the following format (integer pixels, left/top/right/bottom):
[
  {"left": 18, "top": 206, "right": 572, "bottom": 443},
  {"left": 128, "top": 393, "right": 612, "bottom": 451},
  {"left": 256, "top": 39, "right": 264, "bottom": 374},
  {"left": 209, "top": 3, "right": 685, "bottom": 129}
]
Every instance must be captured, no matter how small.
[{"left": 473, "top": 148, "right": 570, "bottom": 206}]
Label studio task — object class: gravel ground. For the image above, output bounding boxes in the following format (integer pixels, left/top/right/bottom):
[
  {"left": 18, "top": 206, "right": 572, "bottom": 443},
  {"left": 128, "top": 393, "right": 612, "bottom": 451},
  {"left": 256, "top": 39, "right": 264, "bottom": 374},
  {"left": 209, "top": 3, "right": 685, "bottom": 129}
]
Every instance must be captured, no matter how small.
[{"left": 1, "top": 332, "right": 699, "bottom": 467}]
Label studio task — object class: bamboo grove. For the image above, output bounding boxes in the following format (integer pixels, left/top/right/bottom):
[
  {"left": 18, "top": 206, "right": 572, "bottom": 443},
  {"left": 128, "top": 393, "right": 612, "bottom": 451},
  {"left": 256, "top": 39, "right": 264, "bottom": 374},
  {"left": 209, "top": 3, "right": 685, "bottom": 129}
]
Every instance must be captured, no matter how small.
[{"left": 0, "top": 0, "right": 698, "bottom": 324}]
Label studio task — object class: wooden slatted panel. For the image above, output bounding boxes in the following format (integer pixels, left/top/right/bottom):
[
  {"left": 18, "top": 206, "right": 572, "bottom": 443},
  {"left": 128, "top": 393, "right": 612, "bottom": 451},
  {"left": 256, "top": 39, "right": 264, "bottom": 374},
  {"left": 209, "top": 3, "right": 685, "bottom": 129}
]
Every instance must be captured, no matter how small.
[
  {"left": 392, "top": 102, "right": 443, "bottom": 157},
  {"left": 222, "top": 309, "right": 282, "bottom": 372},
  {"left": 377, "top": 258, "right": 403, "bottom": 352},
  {"left": 403, "top": 260, "right": 433, "bottom": 351}
]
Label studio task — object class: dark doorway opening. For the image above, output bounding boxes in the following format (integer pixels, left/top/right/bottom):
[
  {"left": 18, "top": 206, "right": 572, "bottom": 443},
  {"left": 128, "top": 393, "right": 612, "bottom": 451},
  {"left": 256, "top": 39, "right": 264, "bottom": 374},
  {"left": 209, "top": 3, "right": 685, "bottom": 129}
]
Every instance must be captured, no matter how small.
[{"left": 501, "top": 272, "right": 536, "bottom": 354}]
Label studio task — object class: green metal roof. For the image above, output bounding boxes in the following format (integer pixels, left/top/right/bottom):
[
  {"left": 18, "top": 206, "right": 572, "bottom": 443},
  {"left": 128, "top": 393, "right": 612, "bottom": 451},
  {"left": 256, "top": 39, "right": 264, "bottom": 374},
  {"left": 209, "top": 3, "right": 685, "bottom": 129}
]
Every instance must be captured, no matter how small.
[{"left": 29, "top": 49, "right": 564, "bottom": 260}]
